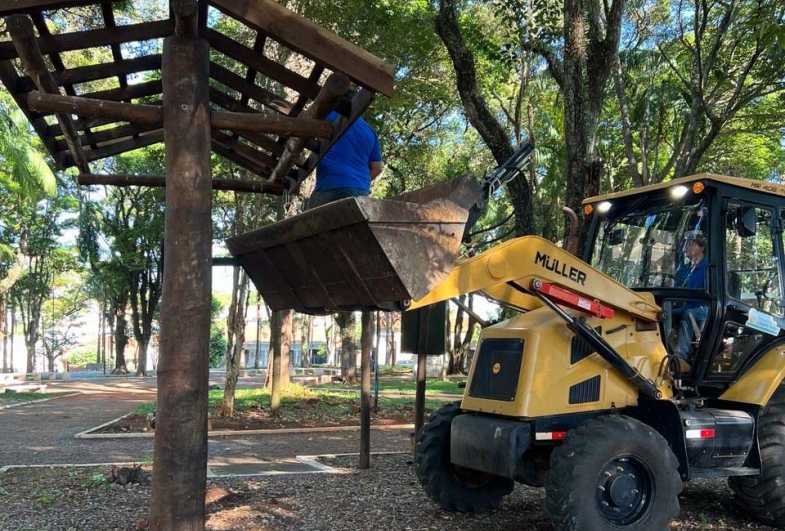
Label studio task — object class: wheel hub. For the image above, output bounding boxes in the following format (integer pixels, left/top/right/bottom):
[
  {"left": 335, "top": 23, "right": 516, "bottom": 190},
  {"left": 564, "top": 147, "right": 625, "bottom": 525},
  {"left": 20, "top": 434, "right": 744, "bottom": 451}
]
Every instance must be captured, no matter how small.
[{"left": 596, "top": 456, "right": 654, "bottom": 526}]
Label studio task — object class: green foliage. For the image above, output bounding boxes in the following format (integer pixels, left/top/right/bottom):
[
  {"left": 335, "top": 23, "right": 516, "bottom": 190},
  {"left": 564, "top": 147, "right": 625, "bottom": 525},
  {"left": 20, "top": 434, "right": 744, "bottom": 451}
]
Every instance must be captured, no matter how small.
[
  {"left": 209, "top": 329, "right": 227, "bottom": 368},
  {"left": 66, "top": 349, "right": 97, "bottom": 369},
  {"left": 209, "top": 295, "right": 226, "bottom": 368}
]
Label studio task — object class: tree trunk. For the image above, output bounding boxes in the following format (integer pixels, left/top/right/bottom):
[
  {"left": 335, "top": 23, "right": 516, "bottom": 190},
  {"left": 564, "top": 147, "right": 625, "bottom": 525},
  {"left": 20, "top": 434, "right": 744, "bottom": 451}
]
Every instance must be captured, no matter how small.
[
  {"left": 113, "top": 303, "right": 128, "bottom": 374},
  {"left": 1, "top": 293, "right": 6, "bottom": 372},
  {"left": 280, "top": 309, "right": 291, "bottom": 384},
  {"left": 435, "top": 0, "right": 533, "bottom": 236},
  {"left": 219, "top": 269, "right": 248, "bottom": 418},
  {"left": 387, "top": 313, "right": 396, "bottom": 367},
  {"left": 336, "top": 311, "right": 357, "bottom": 383},
  {"left": 270, "top": 309, "right": 283, "bottom": 413},
  {"left": 136, "top": 337, "right": 149, "bottom": 376},
  {"left": 301, "top": 315, "right": 312, "bottom": 368}
]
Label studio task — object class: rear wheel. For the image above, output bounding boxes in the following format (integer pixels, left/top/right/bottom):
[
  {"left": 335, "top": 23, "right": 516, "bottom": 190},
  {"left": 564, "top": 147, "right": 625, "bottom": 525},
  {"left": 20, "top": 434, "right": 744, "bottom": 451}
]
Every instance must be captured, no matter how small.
[
  {"left": 414, "top": 402, "right": 514, "bottom": 512},
  {"left": 545, "top": 415, "right": 682, "bottom": 531},
  {"left": 730, "top": 387, "right": 785, "bottom": 528}
]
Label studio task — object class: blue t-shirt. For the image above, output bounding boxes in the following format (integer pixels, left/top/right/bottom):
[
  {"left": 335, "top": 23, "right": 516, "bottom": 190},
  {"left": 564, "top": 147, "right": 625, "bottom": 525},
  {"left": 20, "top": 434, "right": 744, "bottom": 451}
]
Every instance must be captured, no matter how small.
[
  {"left": 315, "top": 112, "right": 381, "bottom": 193},
  {"left": 676, "top": 257, "right": 707, "bottom": 289}
]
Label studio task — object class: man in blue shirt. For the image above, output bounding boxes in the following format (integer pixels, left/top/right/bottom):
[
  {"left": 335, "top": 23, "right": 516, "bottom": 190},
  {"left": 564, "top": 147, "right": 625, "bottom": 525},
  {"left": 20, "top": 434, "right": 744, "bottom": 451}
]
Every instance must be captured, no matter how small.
[
  {"left": 307, "top": 111, "right": 382, "bottom": 209},
  {"left": 674, "top": 231, "right": 708, "bottom": 360}
]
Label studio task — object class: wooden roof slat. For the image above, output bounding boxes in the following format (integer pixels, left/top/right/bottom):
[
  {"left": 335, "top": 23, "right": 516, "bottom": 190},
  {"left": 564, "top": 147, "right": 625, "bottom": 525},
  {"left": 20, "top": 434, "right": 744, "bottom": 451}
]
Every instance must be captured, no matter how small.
[
  {"left": 0, "top": 0, "right": 124, "bottom": 16},
  {"left": 209, "top": 62, "right": 292, "bottom": 115},
  {"left": 211, "top": 141, "right": 273, "bottom": 178},
  {"left": 203, "top": 28, "right": 320, "bottom": 100},
  {"left": 213, "top": 131, "right": 279, "bottom": 171},
  {"left": 47, "top": 115, "right": 117, "bottom": 138},
  {"left": 80, "top": 79, "right": 162, "bottom": 102},
  {"left": 0, "top": 19, "right": 174, "bottom": 62},
  {"left": 209, "top": 0, "right": 394, "bottom": 97},
  {"left": 81, "top": 129, "right": 163, "bottom": 162},
  {"left": 100, "top": 3, "right": 128, "bottom": 90},
  {"left": 55, "top": 53, "right": 162, "bottom": 86},
  {"left": 55, "top": 122, "right": 161, "bottom": 151}
]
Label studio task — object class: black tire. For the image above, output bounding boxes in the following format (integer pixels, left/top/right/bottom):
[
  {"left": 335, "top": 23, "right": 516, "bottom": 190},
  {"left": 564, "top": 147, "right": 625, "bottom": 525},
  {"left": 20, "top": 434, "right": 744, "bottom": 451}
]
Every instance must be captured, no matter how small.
[
  {"left": 545, "top": 415, "right": 682, "bottom": 531},
  {"left": 729, "top": 387, "right": 785, "bottom": 528},
  {"left": 414, "top": 402, "right": 514, "bottom": 512}
]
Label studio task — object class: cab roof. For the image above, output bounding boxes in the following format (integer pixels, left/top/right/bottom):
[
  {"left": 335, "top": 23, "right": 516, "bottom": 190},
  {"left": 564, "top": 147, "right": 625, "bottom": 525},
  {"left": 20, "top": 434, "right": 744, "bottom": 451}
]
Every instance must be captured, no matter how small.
[{"left": 582, "top": 174, "right": 785, "bottom": 205}]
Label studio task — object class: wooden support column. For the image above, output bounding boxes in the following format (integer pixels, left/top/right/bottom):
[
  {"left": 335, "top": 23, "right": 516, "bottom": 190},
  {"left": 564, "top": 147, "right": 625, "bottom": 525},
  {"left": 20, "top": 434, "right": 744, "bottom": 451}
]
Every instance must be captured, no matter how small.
[
  {"left": 149, "top": 5, "right": 211, "bottom": 529},
  {"left": 6, "top": 14, "right": 89, "bottom": 173},
  {"left": 268, "top": 72, "right": 349, "bottom": 183}
]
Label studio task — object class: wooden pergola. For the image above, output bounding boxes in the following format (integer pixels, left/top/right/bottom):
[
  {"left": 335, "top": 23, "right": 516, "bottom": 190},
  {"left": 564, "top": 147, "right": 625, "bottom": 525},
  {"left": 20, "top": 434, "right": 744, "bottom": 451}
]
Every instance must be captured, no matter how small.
[{"left": 0, "top": 1, "right": 393, "bottom": 529}]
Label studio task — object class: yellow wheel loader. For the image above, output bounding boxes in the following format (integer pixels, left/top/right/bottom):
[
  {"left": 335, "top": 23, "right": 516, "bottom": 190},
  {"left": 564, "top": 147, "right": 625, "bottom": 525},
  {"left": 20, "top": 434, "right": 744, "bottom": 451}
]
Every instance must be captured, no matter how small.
[{"left": 228, "top": 151, "right": 785, "bottom": 530}]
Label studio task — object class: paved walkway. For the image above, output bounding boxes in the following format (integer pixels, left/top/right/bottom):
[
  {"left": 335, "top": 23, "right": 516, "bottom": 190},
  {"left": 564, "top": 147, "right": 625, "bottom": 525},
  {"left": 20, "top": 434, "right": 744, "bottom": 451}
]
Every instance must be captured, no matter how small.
[{"left": 0, "top": 376, "right": 411, "bottom": 475}]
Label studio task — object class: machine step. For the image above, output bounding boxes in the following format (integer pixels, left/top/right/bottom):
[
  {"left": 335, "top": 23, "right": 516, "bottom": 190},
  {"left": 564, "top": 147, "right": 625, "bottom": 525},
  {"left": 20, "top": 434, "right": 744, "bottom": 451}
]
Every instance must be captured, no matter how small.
[{"left": 691, "top": 467, "right": 759, "bottom": 478}]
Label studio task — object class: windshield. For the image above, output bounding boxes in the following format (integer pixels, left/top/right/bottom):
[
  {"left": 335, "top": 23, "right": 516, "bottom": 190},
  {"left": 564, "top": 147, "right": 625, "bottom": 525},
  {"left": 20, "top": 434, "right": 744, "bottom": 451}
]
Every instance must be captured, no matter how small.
[{"left": 591, "top": 199, "right": 708, "bottom": 290}]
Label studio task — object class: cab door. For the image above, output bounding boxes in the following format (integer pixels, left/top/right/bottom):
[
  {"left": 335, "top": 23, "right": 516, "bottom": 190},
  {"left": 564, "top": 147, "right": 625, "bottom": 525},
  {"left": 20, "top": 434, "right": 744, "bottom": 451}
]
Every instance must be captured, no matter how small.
[{"left": 704, "top": 201, "right": 785, "bottom": 381}]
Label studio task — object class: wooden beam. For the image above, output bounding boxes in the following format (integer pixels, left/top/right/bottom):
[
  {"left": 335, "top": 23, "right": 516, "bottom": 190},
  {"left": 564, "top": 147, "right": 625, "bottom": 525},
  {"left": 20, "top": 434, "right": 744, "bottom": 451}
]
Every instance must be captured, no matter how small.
[
  {"left": 0, "top": 0, "right": 125, "bottom": 16},
  {"left": 28, "top": 91, "right": 163, "bottom": 124},
  {"left": 211, "top": 109, "right": 332, "bottom": 138},
  {"left": 203, "top": 28, "right": 320, "bottom": 100},
  {"left": 78, "top": 173, "right": 284, "bottom": 194},
  {"left": 7, "top": 15, "right": 89, "bottom": 173},
  {"left": 210, "top": 0, "right": 394, "bottom": 97},
  {"left": 30, "top": 91, "right": 332, "bottom": 138},
  {"left": 269, "top": 72, "right": 349, "bottom": 183},
  {"left": 0, "top": 19, "right": 174, "bottom": 62}
]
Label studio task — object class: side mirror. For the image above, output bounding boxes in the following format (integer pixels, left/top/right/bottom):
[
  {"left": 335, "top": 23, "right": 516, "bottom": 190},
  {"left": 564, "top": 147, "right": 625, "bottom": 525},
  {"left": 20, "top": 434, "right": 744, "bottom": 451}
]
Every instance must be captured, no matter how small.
[
  {"left": 607, "top": 228, "right": 625, "bottom": 246},
  {"left": 737, "top": 206, "right": 757, "bottom": 237}
]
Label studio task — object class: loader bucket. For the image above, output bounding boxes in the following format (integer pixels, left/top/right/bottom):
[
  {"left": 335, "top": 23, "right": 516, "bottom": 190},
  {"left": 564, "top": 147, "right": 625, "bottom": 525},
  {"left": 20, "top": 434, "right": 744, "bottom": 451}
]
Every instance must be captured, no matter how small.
[{"left": 226, "top": 183, "right": 476, "bottom": 313}]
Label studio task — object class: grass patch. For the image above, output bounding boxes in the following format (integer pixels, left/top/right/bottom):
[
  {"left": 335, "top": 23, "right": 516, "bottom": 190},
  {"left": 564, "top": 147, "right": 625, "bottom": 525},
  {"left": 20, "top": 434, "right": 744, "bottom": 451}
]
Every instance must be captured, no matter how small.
[
  {"left": 312, "top": 378, "right": 465, "bottom": 395},
  {"left": 134, "top": 384, "right": 453, "bottom": 422},
  {"left": 0, "top": 391, "right": 71, "bottom": 404}
]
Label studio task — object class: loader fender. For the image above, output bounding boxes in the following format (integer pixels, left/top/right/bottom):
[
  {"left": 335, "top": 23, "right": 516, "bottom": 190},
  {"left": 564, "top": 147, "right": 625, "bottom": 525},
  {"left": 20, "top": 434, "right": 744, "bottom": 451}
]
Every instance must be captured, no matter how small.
[
  {"left": 450, "top": 414, "right": 531, "bottom": 479},
  {"left": 720, "top": 344, "right": 785, "bottom": 406}
]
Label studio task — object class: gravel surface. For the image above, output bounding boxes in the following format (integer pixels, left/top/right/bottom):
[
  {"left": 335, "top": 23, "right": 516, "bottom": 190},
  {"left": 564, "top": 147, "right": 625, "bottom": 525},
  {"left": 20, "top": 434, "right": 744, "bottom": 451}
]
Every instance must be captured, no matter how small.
[{"left": 0, "top": 453, "right": 779, "bottom": 531}]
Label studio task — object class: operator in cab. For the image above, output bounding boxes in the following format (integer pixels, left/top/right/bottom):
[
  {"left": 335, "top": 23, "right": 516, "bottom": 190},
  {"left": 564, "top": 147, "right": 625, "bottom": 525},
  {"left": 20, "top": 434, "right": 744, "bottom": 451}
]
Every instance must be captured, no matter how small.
[{"left": 674, "top": 230, "right": 709, "bottom": 360}]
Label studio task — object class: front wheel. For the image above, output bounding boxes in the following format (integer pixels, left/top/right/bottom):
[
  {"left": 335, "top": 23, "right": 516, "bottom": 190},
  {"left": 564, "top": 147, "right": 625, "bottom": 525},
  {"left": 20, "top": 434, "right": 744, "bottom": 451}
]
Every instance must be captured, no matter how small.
[
  {"left": 545, "top": 415, "right": 682, "bottom": 531},
  {"left": 414, "top": 402, "right": 513, "bottom": 512}
]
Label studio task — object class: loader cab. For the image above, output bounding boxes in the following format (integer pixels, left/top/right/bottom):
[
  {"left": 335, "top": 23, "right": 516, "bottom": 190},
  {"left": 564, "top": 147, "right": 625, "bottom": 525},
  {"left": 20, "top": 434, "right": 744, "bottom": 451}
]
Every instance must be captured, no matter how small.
[{"left": 584, "top": 175, "right": 785, "bottom": 392}]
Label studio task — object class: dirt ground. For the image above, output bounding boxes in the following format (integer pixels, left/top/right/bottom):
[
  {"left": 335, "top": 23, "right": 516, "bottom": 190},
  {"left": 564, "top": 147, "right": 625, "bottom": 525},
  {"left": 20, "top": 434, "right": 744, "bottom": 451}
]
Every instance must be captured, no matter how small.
[{"left": 0, "top": 453, "right": 779, "bottom": 531}]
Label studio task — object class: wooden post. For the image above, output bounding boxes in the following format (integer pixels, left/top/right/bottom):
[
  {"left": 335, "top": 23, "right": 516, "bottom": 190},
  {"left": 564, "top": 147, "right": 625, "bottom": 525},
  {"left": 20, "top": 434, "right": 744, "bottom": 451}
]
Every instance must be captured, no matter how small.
[
  {"left": 414, "top": 306, "right": 430, "bottom": 438},
  {"left": 148, "top": 14, "right": 212, "bottom": 531},
  {"left": 360, "top": 310, "right": 372, "bottom": 469}
]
